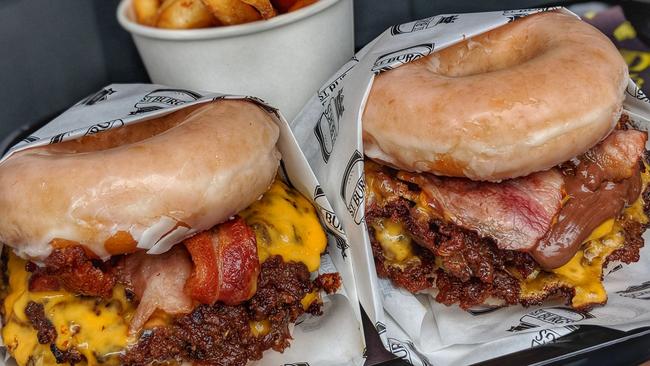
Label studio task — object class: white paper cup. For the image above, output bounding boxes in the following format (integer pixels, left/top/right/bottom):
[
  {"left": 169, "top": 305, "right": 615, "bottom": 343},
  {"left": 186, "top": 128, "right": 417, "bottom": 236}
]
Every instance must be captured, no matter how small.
[{"left": 117, "top": 0, "right": 354, "bottom": 120}]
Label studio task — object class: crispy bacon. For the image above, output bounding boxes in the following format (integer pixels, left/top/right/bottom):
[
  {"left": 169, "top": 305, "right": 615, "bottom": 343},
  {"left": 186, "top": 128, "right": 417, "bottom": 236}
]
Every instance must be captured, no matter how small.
[
  {"left": 183, "top": 216, "right": 260, "bottom": 306},
  {"left": 118, "top": 245, "right": 194, "bottom": 333},
  {"left": 585, "top": 129, "right": 648, "bottom": 182},
  {"left": 29, "top": 246, "right": 116, "bottom": 297}
]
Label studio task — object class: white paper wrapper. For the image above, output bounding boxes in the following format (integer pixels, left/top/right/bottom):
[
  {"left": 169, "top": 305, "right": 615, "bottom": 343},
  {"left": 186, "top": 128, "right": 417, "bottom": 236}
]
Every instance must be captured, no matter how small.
[
  {"left": 291, "top": 7, "right": 650, "bottom": 365},
  {"left": 0, "top": 84, "right": 365, "bottom": 366}
]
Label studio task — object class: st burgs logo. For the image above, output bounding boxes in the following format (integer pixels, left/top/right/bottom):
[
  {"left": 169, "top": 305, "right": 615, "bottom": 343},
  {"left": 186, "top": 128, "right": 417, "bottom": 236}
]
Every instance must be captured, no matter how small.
[
  {"left": 314, "top": 89, "right": 344, "bottom": 163},
  {"left": 84, "top": 119, "right": 124, "bottom": 136},
  {"left": 372, "top": 44, "right": 435, "bottom": 74},
  {"left": 502, "top": 8, "right": 556, "bottom": 23},
  {"left": 617, "top": 281, "right": 650, "bottom": 300},
  {"left": 313, "top": 185, "right": 349, "bottom": 259},
  {"left": 388, "top": 338, "right": 433, "bottom": 366},
  {"left": 390, "top": 15, "right": 458, "bottom": 35},
  {"left": 131, "top": 89, "right": 202, "bottom": 115},
  {"left": 507, "top": 307, "right": 594, "bottom": 332},
  {"left": 340, "top": 150, "right": 365, "bottom": 225},
  {"left": 79, "top": 87, "right": 116, "bottom": 106}
]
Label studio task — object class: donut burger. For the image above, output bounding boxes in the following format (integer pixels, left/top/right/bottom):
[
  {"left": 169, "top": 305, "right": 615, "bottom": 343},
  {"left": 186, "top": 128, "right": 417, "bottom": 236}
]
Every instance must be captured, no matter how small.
[
  {"left": 0, "top": 100, "right": 338, "bottom": 365},
  {"left": 363, "top": 12, "right": 649, "bottom": 310}
]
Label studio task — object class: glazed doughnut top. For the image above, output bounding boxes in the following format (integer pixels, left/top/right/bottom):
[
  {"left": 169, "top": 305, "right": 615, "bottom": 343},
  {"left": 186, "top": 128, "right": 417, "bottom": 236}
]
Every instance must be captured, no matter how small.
[
  {"left": 0, "top": 100, "right": 281, "bottom": 261},
  {"left": 363, "top": 11, "right": 629, "bottom": 181}
]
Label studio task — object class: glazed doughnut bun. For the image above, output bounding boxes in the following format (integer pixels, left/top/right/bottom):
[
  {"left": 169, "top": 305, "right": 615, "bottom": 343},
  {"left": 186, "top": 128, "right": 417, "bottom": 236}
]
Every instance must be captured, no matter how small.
[
  {"left": 0, "top": 100, "right": 280, "bottom": 261},
  {"left": 363, "top": 12, "right": 629, "bottom": 181}
]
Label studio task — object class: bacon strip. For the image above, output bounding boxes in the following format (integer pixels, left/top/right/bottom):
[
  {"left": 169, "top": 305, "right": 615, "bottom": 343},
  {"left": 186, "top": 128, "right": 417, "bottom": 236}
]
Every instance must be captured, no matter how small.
[
  {"left": 585, "top": 129, "right": 648, "bottom": 182},
  {"left": 184, "top": 217, "right": 260, "bottom": 306},
  {"left": 29, "top": 246, "right": 116, "bottom": 297}
]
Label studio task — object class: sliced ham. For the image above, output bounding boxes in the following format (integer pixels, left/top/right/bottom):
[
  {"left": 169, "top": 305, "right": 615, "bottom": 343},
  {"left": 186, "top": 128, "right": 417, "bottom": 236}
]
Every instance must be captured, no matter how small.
[
  {"left": 393, "top": 129, "right": 647, "bottom": 255},
  {"left": 399, "top": 169, "right": 564, "bottom": 251},
  {"left": 118, "top": 245, "right": 194, "bottom": 334}
]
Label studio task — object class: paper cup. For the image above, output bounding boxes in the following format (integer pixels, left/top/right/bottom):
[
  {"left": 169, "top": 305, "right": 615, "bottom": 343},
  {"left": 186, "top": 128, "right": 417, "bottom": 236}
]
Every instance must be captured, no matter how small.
[{"left": 117, "top": 0, "right": 354, "bottom": 121}]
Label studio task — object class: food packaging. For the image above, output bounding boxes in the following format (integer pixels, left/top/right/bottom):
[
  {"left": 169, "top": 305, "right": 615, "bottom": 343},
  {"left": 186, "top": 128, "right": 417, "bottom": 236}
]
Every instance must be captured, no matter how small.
[
  {"left": 0, "top": 84, "right": 365, "bottom": 366},
  {"left": 290, "top": 7, "right": 650, "bottom": 365},
  {"left": 116, "top": 0, "right": 354, "bottom": 121}
]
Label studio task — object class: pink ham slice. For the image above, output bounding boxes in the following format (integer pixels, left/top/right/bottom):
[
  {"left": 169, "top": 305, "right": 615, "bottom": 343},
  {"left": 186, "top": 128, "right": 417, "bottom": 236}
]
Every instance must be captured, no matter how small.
[
  {"left": 399, "top": 169, "right": 564, "bottom": 251},
  {"left": 118, "top": 245, "right": 194, "bottom": 334},
  {"left": 397, "top": 129, "right": 647, "bottom": 253}
]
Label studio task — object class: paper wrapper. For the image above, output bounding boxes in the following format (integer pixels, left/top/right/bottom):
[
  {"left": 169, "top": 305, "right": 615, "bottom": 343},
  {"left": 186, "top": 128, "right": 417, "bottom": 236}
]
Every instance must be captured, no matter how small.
[
  {"left": 0, "top": 84, "right": 365, "bottom": 366},
  {"left": 290, "top": 7, "right": 650, "bottom": 365}
]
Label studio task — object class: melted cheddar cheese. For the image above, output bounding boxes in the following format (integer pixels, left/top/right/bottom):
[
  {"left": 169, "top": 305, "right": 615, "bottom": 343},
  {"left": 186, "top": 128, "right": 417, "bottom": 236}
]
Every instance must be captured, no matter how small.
[
  {"left": 371, "top": 218, "right": 419, "bottom": 267},
  {"left": 241, "top": 179, "right": 327, "bottom": 272},
  {"left": 521, "top": 167, "right": 650, "bottom": 308},
  {"left": 2, "top": 253, "right": 135, "bottom": 366}
]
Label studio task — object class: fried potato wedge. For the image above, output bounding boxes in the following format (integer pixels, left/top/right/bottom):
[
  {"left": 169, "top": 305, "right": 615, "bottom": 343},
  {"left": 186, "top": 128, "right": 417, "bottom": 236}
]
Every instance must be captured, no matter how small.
[
  {"left": 156, "top": 0, "right": 217, "bottom": 29},
  {"left": 201, "top": 0, "right": 262, "bottom": 25},
  {"left": 240, "top": 0, "right": 276, "bottom": 19},
  {"left": 133, "top": 0, "right": 161, "bottom": 26}
]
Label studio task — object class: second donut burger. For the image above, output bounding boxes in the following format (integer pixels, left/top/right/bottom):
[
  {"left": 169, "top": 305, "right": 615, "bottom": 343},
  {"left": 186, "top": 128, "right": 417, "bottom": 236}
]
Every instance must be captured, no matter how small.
[
  {"left": 0, "top": 100, "right": 338, "bottom": 365},
  {"left": 363, "top": 12, "right": 649, "bottom": 310}
]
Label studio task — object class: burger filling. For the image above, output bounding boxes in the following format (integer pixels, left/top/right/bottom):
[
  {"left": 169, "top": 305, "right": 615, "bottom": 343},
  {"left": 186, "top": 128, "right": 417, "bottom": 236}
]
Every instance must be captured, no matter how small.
[
  {"left": 365, "top": 121, "right": 649, "bottom": 310},
  {"left": 1, "top": 178, "right": 339, "bottom": 365}
]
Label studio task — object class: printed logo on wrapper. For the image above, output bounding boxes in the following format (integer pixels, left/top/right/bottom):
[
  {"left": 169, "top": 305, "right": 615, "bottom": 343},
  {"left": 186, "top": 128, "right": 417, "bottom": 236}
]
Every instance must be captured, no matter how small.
[
  {"left": 530, "top": 326, "right": 578, "bottom": 347},
  {"left": 85, "top": 119, "right": 124, "bottom": 136},
  {"left": 388, "top": 338, "right": 433, "bottom": 366},
  {"left": 314, "top": 185, "right": 349, "bottom": 259},
  {"left": 390, "top": 15, "right": 459, "bottom": 35},
  {"left": 318, "top": 60, "right": 357, "bottom": 103},
  {"left": 626, "top": 83, "right": 650, "bottom": 102},
  {"left": 617, "top": 281, "right": 650, "bottom": 300},
  {"left": 507, "top": 307, "right": 594, "bottom": 332},
  {"left": 314, "top": 89, "right": 345, "bottom": 163},
  {"left": 372, "top": 44, "right": 435, "bottom": 74},
  {"left": 20, "top": 136, "right": 39, "bottom": 144},
  {"left": 376, "top": 321, "right": 387, "bottom": 335},
  {"left": 131, "top": 89, "right": 203, "bottom": 114},
  {"left": 467, "top": 305, "right": 502, "bottom": 316},
  {"left": 78, "top": 87, "right": 116, "bottom": 106},
  {"left": 283, "top": 362, "right": 310, "bottom": 366},
  {"left": 503, "top": 8, "right": 558, "bottom": 22},
  {"left": 606, "top": 263, "right": 623, "bottom": 276},
  {"left": 340, "top": 150, "right": 365, "bottom": 225}
]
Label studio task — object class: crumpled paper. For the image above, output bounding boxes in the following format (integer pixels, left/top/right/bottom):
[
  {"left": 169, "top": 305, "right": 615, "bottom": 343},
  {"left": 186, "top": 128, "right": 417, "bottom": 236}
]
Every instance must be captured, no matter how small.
[
  {"left": 0, "top": 84, "right": 365, "bottom": 366},
  {"left": 290, "top": 7, "right": 650, "bottom": 365}
]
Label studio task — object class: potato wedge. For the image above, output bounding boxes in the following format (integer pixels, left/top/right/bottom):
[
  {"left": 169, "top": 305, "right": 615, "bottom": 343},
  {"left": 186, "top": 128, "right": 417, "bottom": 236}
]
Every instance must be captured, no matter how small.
[
  {"left": 156, "top": 0, "right": 217, "bottom": 29},
  {"left": 201, "top": 0, "right": 262, "bottom": 25},
  {"left": 240, "top": 0, "right": 276, "bottom": 19},
  {"left": 133, "top": 0, "right": 161, "bottom": 26}
]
